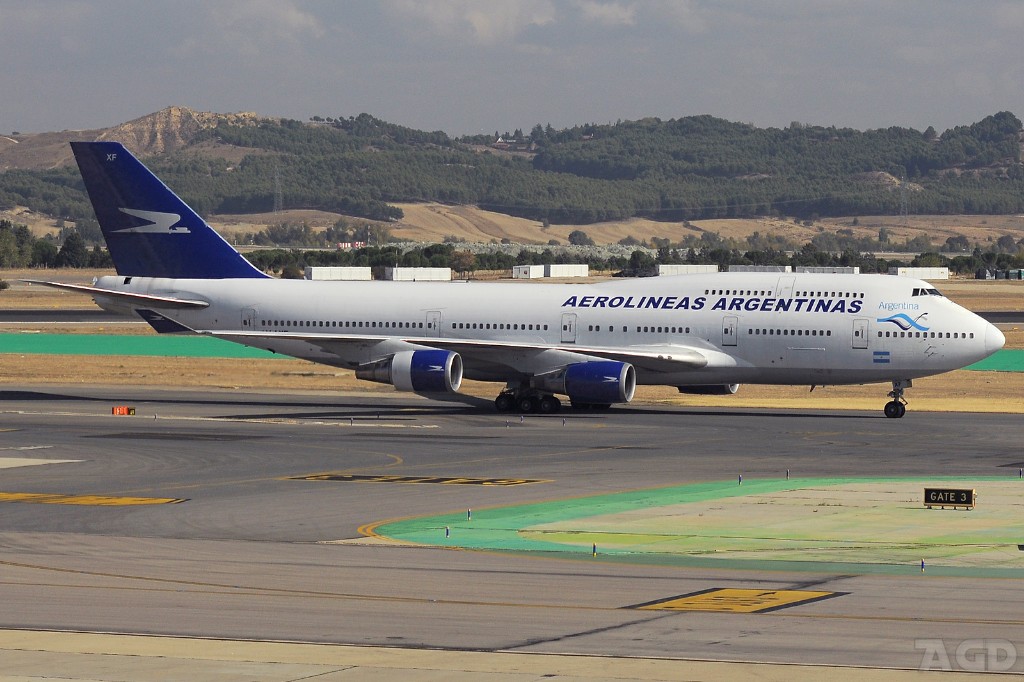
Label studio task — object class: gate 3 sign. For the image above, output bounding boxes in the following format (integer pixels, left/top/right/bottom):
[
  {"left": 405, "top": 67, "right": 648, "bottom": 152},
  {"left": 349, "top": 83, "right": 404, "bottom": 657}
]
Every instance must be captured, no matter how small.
[{"left": 923, "top": 487, "right": 976, "bottom": 509}]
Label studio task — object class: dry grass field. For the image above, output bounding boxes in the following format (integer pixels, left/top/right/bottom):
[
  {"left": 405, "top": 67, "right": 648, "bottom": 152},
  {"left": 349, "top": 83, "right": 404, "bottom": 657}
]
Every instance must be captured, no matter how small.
[
  {"left": 9, "top": 202, "right": 1024, "bottom": 250},
  {"left": 0, "top": 270, "right": 1020, "bottom": 413}
]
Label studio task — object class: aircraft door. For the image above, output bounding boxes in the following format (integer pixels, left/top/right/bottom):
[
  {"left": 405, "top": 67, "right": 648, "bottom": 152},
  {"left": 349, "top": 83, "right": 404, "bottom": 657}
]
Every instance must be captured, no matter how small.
[
  {"left": 723, "top": 315, "right": 738, "bottom": 347},
  {"left": 561, "top": 313, "right": 577, "bottom": 343},
  {"left": 241, "top": 307, "right": 257, "bottom": 330},
  {"left": 426, "top": 310, "right": 442, "bottom": 337},
  {"left": 776, "top": 276, "right": 795, "bottom": 298},
  {"left": 852, "top": 318, "right": 869, "bottom": 349}
]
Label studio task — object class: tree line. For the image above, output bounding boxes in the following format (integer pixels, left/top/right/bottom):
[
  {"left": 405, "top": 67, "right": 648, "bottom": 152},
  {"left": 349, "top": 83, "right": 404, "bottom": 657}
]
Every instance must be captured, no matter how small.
[
  {"left": 0, "top": 220, "right": 110, "bottom": 268},
  {"left": 6, "top": 216, "right": 1023, "bottom": 278}
]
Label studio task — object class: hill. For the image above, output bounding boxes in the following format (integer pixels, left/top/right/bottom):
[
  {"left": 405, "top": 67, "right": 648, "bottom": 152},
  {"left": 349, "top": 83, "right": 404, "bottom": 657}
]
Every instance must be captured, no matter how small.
[
  {"left": 0, "top": 106, "right": 265, "bottom": 171},
  {"left": 1, "top": 107, "right": 1023, "bottom": 248}
]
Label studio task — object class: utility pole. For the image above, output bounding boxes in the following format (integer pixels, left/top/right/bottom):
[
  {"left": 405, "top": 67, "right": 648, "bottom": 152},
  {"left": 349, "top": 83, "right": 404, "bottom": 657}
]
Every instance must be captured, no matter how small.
[
  {"left": 273, "top": 165, "right": 283, "bottom": 214},
  {"left": 899, "top": 173, "right": 909, "bottom": 226}
]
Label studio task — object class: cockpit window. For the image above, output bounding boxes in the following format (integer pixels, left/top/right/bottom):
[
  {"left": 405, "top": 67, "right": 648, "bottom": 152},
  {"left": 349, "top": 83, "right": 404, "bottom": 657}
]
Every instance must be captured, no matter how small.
[{"left": 911, "top": 287, "right": 943, "bottom": 297}]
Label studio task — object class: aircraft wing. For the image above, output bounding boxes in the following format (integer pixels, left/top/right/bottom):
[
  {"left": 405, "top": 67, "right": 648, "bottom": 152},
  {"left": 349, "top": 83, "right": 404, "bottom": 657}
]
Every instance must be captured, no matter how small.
[
  {"left": 203, "top": 329, "right": 709, "bottom": 373},
  {"left": 22, "top": 280, "right": 210, "bottom": 309},
  {"left": 418, "top": 338, "right": 709, "bottom": 372}
]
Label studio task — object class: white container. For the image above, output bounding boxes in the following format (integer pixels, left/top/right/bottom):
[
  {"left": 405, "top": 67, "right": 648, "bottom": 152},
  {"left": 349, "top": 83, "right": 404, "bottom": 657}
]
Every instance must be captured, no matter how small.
[
  {"left": 384, "top": 267, "right": 452, "bottom": 281},
  {"left": 657, "top": 264, "right": 718, "bottom": 276},
  {"left": 794, "top": 266, "right": 860, "bottom": 274},
  {"left": 544, "top": 264, "right": 589, "bottom": 278},
  {"left": 303, "top": 266, "right": 373, "bottom": 280},
  {"left": 512, "top": 265, "right": 545, "bottom": 279},
  {"left": 887, "top": 267, "right": 949, "bottom": 280},
  {"left": 727, "top": 265, "right": 793, "bottom": 273}
]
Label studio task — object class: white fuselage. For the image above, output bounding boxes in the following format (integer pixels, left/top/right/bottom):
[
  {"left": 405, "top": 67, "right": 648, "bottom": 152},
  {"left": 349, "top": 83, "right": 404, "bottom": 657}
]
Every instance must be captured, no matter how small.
[{"left": 90, "top": 272, "right": 1003, "bottom": 389}]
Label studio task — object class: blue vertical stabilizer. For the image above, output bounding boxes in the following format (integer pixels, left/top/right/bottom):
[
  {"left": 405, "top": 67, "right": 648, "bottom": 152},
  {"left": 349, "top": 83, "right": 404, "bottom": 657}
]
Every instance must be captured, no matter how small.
[{"left": 71, "top": 141, "right": 268, "bottom": 279}]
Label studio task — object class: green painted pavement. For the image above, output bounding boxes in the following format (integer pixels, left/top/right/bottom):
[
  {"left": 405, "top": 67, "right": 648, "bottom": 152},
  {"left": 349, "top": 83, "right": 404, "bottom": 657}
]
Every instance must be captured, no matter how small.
[
  {"left": 966, "top": 349, "right": 1024, "bottom": 371},
  {"left": 0, "top": 333, "right": 281, "bottom": 359},
  {"left": 373, "top": 477, "right": 1024, "bottom": 577},
  {"left": 0, "top": 334, "right": 1021, "bottom": 370}
]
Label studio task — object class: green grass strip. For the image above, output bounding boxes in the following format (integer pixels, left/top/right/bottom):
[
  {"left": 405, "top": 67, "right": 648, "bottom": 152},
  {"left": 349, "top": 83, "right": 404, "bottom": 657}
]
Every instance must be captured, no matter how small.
[
  {"left": 0, "top": 333, "right": 281, "bottom": 359},
  {"left": 375, "top": 476, "right": 1024, "bottom": 577},
  {"left": 966, "top": 349, "right": 1024, "bottom": 372}
]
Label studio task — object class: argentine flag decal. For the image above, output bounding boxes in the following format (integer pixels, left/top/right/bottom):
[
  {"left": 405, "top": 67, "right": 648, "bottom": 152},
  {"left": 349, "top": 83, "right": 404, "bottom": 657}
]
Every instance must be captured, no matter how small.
[{"left": 872, "top": 351, "right": 891, "bottom": 364}]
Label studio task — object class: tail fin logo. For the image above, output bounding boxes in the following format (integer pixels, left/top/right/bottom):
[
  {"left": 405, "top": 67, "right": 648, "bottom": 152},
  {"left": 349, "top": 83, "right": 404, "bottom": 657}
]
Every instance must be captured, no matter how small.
[{"left": 115, "top": 208, "right": 190, "bottom": 234}]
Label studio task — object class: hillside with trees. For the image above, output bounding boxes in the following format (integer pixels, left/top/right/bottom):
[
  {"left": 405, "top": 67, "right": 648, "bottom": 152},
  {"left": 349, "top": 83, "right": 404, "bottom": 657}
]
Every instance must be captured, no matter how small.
[{"left": 1, "top": 109, "right": 1022, "bottom": 232}]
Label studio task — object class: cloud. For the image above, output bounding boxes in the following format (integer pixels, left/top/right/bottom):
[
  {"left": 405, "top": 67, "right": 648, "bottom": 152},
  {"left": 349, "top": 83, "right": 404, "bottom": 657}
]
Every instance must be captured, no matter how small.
[
  {"left": 208, "top": 0, "right": 324, "bottom": 47},
  {"left": 383, "top": 0, "right": 556, "bottom": 46},
  {"left": 572, "top": 1, "right": 636, "bottom": 27},
  {"left": 643, "top": 0, "right": 706, "bottom": 33}
]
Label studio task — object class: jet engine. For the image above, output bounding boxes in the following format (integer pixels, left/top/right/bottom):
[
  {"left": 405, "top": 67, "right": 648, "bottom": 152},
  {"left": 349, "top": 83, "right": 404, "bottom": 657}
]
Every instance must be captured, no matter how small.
[
  {"left": 356, "top": 349, "right": 463, "bottom": 395},
  {"left": 677, "top": 384, "right": 740, "bottom": 395},
  {"left": 536, "top": 361, "right": 636, "bottom": 404}
]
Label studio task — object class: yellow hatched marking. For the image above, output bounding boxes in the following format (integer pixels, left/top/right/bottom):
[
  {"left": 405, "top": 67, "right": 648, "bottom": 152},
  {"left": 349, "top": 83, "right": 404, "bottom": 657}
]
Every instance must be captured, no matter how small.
[
  {"left": 638, "top": 588, "right": 836, "bottom": 613},
  {"left": 0, "top": 492, "right": 185, "bottom": 506}
]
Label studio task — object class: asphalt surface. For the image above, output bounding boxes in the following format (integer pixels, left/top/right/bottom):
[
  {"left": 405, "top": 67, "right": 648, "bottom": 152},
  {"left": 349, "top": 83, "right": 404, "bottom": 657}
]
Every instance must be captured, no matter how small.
[
  {"left": 0, "top": 309, "right": 130, "bottom": 323},
  {"left": 0, "top": 386, "right": 1022, "bottom": 675}
]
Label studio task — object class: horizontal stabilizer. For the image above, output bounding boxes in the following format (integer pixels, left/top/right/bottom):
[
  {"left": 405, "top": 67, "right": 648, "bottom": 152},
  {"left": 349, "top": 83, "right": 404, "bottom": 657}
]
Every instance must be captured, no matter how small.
[
  {"left": 135, "top": 309, "right": 195, "bottom": 334},
  {"left": 22, "top": 280, "right": 209, "bottom": 308}
]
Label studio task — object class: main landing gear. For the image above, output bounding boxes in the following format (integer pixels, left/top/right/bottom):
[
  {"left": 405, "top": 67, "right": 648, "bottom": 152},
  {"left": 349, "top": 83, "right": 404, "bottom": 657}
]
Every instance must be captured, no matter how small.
[
  {"left": 494, "top": 387, "right": 614, "bottom": 414},
  {"left": 495, "top": 389, "right": 562, "bottom": 414},
  {"left": 883, "top": 379, "right": 911, "bottom": 419}
]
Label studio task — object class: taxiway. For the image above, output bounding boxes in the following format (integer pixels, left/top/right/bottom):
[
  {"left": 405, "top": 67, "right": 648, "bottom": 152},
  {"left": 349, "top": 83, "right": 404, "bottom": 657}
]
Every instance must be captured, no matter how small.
[{"left": 0, "top": 386, "right": 1021, "bottom": 677}]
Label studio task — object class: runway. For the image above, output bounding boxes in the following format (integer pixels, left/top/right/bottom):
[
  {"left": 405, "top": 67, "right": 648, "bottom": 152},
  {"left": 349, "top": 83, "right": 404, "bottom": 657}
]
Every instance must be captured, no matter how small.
[{"left": 0, "top": 386, "right": 1021, "bottom": 677}]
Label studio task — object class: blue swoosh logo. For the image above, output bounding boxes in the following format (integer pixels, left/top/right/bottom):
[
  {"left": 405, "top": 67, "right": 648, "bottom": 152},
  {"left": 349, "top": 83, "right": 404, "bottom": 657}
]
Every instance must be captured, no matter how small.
[{"left": 876, "top": 313, "right": 929, "bottom": 331}]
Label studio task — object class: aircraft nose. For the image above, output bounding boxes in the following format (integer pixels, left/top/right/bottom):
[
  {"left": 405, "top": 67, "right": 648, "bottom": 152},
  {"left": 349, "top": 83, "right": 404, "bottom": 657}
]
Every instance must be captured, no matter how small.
[{"left": 985, "top": 323, "right": 1005, "bottom": 355}]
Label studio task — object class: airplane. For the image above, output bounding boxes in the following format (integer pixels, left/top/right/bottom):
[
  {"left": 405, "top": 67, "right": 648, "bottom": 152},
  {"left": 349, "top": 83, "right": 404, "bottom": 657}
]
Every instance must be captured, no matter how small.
[{"left": 28, "top": 141, "right": 1005, "bottom": 418}]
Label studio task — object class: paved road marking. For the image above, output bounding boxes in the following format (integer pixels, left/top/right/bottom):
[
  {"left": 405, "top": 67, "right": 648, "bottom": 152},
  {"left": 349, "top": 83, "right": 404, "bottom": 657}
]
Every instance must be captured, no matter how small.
[
  {"left": 635, "top": 588, "right": 842, "bottom": 613},
  {"left": 292, "top": 473, "right": 548, "bottom": 486},
  {"left": 0, "top": 492, "right": 186, "bottom": 505},
  {"left": 0, "top": 455, "right": 77, "bottom": 469}
]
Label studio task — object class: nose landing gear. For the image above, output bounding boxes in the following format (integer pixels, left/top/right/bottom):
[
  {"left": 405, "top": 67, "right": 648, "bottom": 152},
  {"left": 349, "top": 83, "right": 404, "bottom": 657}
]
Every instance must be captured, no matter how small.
[{"left": 884, "top": 379, "right": 911, "bottom": 418}]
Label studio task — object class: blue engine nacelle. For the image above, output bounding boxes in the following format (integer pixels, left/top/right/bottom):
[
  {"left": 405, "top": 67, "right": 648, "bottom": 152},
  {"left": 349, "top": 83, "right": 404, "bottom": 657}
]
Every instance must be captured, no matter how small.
[
  {"left": 538, "top": 361, "right": 636, "bottom": 404},
  {"left": 677, "top": 384, "right": 739, "bottom": 395},
  {"left": 355, "top": 349, "right": 463, "bottom": 395}
]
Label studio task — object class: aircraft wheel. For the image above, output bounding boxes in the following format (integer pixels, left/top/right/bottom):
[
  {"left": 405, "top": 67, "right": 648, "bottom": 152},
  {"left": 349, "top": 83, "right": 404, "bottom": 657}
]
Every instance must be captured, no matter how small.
[
  {"left": 517, "top": 395, "right": 539, "bottom": 413},
  {"left": 883, "top": 401, "right": 904, "bottom": 419},
  {"left": 538, "top": 395, "right": 561, "bottom": 414},
  {"left": 495, "top": 393, "right": 515, "bottom": 413}
]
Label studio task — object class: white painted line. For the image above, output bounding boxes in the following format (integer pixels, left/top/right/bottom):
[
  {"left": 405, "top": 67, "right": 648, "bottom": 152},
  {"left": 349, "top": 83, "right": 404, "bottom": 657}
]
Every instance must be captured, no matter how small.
[{"left": 0, "top": 457, "right": 80, "bottom": 469}]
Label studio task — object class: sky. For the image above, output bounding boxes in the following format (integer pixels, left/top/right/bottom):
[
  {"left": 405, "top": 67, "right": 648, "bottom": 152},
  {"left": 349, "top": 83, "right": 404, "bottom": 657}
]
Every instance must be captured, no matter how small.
[{"left": 2, "top": 1, "right": 1023, "bottom": 136}]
